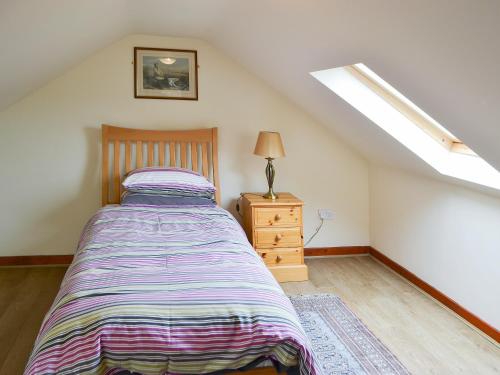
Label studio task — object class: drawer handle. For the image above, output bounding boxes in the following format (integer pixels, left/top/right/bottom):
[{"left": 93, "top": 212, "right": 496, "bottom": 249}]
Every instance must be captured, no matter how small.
[
  {"left": 275, "top": 233, "right": 283, "bottom": 241},
  {"left": 274, "top": 213, "right": 281, "bottom": 221},
  {"left": 276, "top": 255, "right": 282, "bottom": 263},
  {"left": 261, "top": 252, "right": 267, "bottom": 258}
]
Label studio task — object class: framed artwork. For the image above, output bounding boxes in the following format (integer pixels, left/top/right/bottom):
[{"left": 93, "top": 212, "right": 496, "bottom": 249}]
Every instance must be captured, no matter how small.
[{"left": 134, "top": 47, "right": 198, "bottom": 100}]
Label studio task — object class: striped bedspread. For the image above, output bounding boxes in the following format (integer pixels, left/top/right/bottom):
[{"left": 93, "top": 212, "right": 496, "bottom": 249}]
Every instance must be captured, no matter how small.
[{"left": 25, "top": 205, "right": 319, "bottom": 375}]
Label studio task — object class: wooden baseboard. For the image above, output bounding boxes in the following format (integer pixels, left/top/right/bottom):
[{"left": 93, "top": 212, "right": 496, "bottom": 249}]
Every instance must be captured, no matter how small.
[
  {"left": 0, "top": 248, "right": 369, "bottom": 266},
  {"left": 1, "top": 248, "right": 497, "bottom": 342},
  {"left": 2, "top": 247, "right": 369, "bottom": 265},
  {"left": 304, "top": 246, "right": 370, "bottom": 256},
  {"left": 369, "top": 247, "right": 500, "bottom": 343},
  {"left": 0, "top": 255, "right": 74, "bottom": 266}
]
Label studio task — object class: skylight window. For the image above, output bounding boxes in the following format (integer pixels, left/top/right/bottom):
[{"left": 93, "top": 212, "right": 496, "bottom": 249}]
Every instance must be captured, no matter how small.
[{"left": 311, "top": 63, "right": 500, "bottom": 190}]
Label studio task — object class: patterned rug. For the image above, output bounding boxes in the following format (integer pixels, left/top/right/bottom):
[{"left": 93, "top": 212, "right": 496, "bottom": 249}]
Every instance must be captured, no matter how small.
[{"left": 289, "top": 294, "right": 410, "bottom": 375}]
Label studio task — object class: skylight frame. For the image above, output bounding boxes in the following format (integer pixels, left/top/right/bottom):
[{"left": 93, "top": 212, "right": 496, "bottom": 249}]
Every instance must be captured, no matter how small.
[
  {"left": 350, "top": 64, "right": 472, "bottom": 153},
  {"left": 310, "top": 63, "right": 500, "bottom": 190}
]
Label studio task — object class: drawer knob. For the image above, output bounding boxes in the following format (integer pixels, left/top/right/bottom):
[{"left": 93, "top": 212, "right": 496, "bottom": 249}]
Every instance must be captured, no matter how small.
[
  {"left": 275, "top": 233, "right": 283, "bottom": 241},
  {"left": 274, "top": 213, "right": 281, "bottom": 221},
  {"left": 261, "top": 252, "right": 267, "bottom": 258},
  {"left": 276, "top": 255, "right": 282, "bottom": 263}
]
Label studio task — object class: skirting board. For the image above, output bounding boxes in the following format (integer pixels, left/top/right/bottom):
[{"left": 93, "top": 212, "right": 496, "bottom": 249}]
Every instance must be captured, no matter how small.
[
  {"left": 0, "top": 248, "right": 370, "bottom": 266},
  {"left": 304, "top": 246, "right": 370, "bottom": 256},
  {"left": 0, "top": 247, "right": 498, "bottom": 342},
  {"left": 0, "top": 255, "right": 74, "bottom": 266}
]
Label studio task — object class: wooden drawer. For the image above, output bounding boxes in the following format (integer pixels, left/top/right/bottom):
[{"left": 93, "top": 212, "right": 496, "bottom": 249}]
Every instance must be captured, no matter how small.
[
  {"left": 257, "top": 248, "right": 302, "bottom": 266},
  {"left": 254, "top": 207, "right": 301, "bottom": 227},
  {"left": 255, "top": 227, "right": 302, "bottom": 248}
]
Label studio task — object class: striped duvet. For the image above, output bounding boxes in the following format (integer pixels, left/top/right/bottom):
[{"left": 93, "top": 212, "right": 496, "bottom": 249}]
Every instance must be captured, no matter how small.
[{"left": 25, "top": 205, "right": 319, "bottom": 375}]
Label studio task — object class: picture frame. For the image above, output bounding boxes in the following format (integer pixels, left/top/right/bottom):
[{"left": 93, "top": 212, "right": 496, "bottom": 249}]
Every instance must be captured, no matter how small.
[{"left": 134, "top": 47, "right": 198, "bottom": 100}]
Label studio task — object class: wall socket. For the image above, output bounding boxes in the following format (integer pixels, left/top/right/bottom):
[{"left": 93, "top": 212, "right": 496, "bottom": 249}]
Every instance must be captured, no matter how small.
[{"left": 318, "top": 209, "right": 335, "bottom": 220}]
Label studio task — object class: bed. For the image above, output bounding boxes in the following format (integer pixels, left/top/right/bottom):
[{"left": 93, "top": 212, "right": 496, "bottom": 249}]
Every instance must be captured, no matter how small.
[{"left": 25, "top": 125, "right": 319, "bottom": 375}]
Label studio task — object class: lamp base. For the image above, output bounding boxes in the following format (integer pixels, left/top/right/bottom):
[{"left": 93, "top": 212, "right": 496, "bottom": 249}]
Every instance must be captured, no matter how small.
[
  {"left": 263, "top": 158, "right": 277, "bottom": 200},
  {"left": 263, "top": 189, "right": 277, "bottom": 200}
]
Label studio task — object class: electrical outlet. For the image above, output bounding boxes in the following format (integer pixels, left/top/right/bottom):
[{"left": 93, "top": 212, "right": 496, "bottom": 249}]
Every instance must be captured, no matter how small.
[{"left": 318, "top": 209, "right": 334, "bottom": 220}]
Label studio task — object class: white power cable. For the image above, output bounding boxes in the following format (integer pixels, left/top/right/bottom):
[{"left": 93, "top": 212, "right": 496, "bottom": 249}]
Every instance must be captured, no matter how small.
[{"left": 304, "top": 218, "right": 324, "bottom": 247}]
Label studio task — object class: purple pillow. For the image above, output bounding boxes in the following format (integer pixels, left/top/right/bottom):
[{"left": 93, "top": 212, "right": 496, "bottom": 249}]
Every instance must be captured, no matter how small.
[{"left": 121, "top": 192, "right": 215, "bottom": 207}]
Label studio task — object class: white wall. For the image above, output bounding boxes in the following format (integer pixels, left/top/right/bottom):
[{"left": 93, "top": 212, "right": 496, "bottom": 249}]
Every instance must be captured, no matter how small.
[
  {"left": 0, "top": 34, "right": 369, "bottom": 256},
  {"left": 370, "top": 165, "right": 500, "bottom": 329}
]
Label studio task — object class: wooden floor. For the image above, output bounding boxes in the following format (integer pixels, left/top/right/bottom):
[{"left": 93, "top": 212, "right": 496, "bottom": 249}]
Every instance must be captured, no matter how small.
[
  {"left": 0, "top": 257, "right": 499, "bottom": 374},
  {"left": 0, "top": 266, "right": 67, "bottom": 375},
  {"left": 283, "top": 256, "right": 500, "bottom": 374}
]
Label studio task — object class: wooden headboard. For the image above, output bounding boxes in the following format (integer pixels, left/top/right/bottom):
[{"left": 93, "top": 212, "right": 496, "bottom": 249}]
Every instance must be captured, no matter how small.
[{"left": 101, "top": 125, "right": 220, "bottom": 206}]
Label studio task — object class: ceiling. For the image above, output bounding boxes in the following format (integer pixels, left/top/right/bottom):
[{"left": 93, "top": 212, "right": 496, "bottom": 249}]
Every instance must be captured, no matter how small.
[{"left": 2, "top": 0, "right": 500, "bottom": 186}]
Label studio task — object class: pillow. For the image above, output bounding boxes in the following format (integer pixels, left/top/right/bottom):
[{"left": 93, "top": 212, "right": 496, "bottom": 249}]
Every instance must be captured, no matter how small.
[
  {"left": 121, "top": 191, "right": 216, "bottom": 207},
  {"left": 122, "top": 167, "right": 216, "bottom": 197}
]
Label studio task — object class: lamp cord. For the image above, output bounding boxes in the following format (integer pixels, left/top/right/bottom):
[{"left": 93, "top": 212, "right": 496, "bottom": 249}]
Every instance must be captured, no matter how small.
[{"left": 304, "top": 218, "right": 324, "bottom": 247}]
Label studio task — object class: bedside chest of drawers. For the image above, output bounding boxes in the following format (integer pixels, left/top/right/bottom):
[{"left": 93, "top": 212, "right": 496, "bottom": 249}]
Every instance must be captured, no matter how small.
[{"left": 240, "top": 193, "right": 308, "bottom": 282}]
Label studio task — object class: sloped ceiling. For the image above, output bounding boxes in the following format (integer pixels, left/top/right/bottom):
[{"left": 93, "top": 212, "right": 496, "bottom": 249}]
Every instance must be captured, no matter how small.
[{"left": 1, "top": 0, "right": 500, "bottom": 181}]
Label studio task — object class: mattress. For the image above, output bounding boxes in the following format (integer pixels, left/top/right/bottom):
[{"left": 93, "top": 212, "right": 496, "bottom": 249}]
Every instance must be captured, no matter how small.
[{"left": 25, "top": 205, "right": 319, "bottom": 375}]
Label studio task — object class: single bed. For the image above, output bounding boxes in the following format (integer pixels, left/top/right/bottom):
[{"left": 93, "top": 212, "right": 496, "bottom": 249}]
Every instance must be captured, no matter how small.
[{"left": 25, "top": 125, "right": 318, "bottom": 375}]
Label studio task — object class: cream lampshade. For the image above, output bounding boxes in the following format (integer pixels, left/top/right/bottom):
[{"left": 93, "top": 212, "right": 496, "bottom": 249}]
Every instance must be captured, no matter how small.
[{"left": 253, "top": 131, "right": 285, "bottom": 199}]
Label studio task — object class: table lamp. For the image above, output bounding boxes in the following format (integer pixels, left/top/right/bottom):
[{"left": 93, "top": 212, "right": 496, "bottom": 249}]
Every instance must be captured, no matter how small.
[{"left": 253, "top": 131, "right": 285, "bottom": 199}]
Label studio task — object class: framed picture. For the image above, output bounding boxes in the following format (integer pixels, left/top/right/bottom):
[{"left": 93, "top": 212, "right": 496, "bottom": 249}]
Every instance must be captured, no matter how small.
[{"left": 134, "top": 47, "right": 198, "bottom": 100}]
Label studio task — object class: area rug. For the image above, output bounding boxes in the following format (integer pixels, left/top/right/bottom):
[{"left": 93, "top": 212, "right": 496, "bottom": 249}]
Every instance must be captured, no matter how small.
[{"left": 289, "top": 294, "right": 410, "bottom": 375}]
